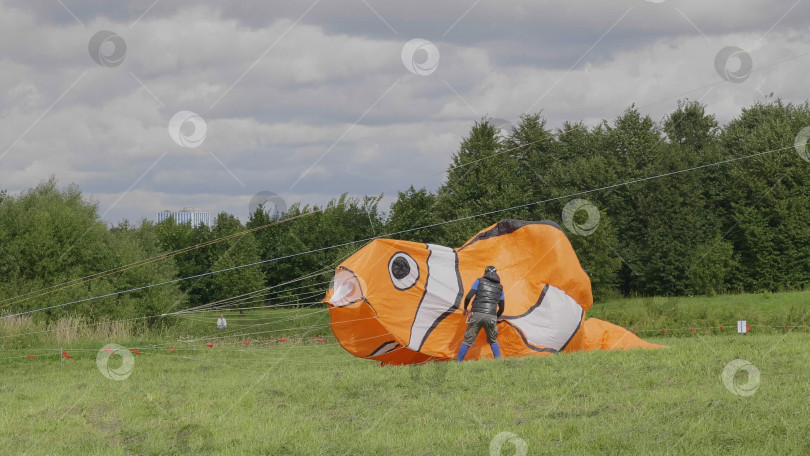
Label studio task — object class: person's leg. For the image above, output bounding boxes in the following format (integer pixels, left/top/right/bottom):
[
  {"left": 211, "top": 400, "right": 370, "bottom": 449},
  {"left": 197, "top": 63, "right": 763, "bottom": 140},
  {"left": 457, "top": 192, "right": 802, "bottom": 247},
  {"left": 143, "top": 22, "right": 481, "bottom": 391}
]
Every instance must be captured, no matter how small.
[
  {"left": 456, "top": 343, "right": 470, "bottom": 362},
  {"left": 458, "top": 314, "right": 483, "bottom": 361},
  {"left": 484, "top": 315, "right": 501, "bottom": 359}
]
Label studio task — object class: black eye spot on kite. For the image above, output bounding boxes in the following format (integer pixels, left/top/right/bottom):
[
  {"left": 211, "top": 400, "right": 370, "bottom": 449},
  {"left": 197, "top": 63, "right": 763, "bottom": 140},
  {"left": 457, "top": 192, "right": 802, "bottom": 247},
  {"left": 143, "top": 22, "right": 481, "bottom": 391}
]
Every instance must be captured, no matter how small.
[
  {"left": 391, "top": 256, "right": 410, "bottom": 279},
  {"left": 388, "top": 252, "right": 419, "bottom": 290}
]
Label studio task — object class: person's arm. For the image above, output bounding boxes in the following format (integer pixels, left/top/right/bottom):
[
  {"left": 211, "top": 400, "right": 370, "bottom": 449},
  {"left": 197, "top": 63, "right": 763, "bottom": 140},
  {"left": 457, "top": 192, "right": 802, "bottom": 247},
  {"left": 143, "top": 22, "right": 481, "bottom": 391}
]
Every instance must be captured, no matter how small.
[
  {"left": 496, "top": 290, "right": 505, "bottom": 318},
  {"left": 463, "top": 280, "right": 479, "bottom": 316},
  {"left": 463, "top": 289, "right": 476, "bottom": 312}
]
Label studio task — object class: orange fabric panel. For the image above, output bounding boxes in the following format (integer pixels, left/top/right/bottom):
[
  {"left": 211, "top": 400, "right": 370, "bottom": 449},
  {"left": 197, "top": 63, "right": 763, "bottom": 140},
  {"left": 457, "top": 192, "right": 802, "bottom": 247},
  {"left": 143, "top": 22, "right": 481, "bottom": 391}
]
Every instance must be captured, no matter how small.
[
  {"left": 325, "top": 273, "right": 439, "bottom": 365},
  {"left": 326, "top": 297, "right": 392, "bottom": 357},
  {"left": 459, "top": 222, "right": 593, "bottom": 313}
]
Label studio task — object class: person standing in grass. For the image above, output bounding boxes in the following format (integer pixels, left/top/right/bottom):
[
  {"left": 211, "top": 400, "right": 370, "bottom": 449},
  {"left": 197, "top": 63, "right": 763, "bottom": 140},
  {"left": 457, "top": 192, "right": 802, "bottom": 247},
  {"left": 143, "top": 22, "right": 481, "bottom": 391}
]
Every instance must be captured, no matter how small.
[
  {"left": 217, "top": 314, "right": 227, "bottom": 330},
  {"left": 457, "top": 265, "right": 504, "bottom": 361}
]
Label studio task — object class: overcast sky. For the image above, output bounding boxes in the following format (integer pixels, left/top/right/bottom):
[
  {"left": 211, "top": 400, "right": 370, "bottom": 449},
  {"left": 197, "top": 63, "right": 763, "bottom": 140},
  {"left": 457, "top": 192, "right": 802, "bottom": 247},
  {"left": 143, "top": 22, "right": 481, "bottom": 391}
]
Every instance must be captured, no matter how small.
[{"left": 1, "top": 0, "right": 808, "bottom": 224}]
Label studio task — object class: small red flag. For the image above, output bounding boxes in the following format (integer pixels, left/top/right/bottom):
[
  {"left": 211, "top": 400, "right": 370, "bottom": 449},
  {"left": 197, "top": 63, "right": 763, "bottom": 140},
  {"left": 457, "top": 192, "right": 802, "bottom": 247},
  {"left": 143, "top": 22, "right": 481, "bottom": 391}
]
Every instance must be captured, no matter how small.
[
  {"left": 661, "top": 329, "right": 668, "bottom": 334},
  {"left": 242, "top": 341, "right": 250, "bottom": 345},
  {"left": 129, "top": 348, "right": 141, "bottom": 355},
  {"left": 103, "top": 348, "right": 114, "bottom": 354},
  {"left": 62, "top": 351, "right": 72, "bottom": 359},
  {"left": 206, "top": 343, "right": 214, "bottom": 348},
  {"left": 313, "top": 337, "right": 324, "bottom": 343},
  {"left": 278, "top": 337, "right": 288, "bottom": 342},
  {"left": 26, "top": 355, "right": 37, "bottom": 358},
  {"left": 746, "top": 324, "right": 751, "bottom": 332},
  {"left": 719, "top": 326, "right": 724, "bottom": 331},
  {"left": 169, "top": 346, "right": 175, "bottom": 351},
  {"left": 691, "top": 328, "right": 695, "bottom": 333},
  {"left": 785, "top": 325, "right": 789, "bottom": 329}
]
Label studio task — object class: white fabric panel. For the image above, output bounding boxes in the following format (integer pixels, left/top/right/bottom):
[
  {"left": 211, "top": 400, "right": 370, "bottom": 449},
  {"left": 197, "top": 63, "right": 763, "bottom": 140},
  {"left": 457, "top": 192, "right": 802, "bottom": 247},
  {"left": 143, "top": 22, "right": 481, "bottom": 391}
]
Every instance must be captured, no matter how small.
[
  {"left": 367, "top": 341, "right": 398, "bottom": 358},
  {"left": 407, "top": 244, "right": 459, "bottom": 351},
  {"left": 508, "top": 285, "right": 583, "bottom": 351}
]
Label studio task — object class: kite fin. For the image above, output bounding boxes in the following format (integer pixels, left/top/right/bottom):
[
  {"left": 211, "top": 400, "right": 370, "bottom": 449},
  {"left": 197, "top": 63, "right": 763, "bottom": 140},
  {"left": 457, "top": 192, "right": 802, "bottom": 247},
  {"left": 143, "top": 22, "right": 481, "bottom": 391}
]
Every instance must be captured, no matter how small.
[{"left": 582, "top": 318, "right": 666, "bottom": 351}]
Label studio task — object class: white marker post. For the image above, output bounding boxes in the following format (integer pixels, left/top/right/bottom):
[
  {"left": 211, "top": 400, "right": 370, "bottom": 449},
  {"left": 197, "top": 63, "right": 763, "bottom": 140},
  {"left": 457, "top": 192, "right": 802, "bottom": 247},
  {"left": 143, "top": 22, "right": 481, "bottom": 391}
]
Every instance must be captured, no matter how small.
[{"left": 737, "top": 320, "right": 748, "bottom": 334}]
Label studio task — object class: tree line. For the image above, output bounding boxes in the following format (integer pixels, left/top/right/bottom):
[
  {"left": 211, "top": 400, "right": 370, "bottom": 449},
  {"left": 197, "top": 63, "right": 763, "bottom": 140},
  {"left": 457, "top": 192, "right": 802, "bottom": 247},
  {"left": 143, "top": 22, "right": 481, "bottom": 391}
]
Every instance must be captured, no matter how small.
[{"left": 1, "top": 99, "right": 809, "bottom": 322}]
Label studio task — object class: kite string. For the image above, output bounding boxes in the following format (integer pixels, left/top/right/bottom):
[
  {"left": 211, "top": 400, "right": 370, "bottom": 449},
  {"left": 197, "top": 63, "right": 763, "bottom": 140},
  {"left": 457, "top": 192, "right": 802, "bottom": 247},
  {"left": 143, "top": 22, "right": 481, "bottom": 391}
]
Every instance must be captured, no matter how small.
[
  {"left": 194, "top": 291, "right": 328, "bottom": 312},
  {"left": 0, "top": 299, "right": 329, "bottom": 342},
  {"left": 1, "top": 143, "right": 795, "bottom": 320},
  {"left": 169, "top": 245, "right": 359, "bottom": 316},
  {"left": 6, "top": 46, "right": 810, "bottom": 313},
  {"left": 171, "top": 274, "right": 332, "bottom": 316},
  {"left": 441, "top": 46, "right": 810, "bottom": 177},
  {"left": 180, "top": 279, "right": 332, "bottom": 312},
  {"left": 0, "top": 271, "right": 329, "bottom": 341},
  {"left": 0, "top": 135, "right": 546, "bottom": 311},
  {"left": 0, "top": 210, "right": 325, "bottom": 310},
  {"left": 0, "top": 239, "right": 364, "bottom": 348}
]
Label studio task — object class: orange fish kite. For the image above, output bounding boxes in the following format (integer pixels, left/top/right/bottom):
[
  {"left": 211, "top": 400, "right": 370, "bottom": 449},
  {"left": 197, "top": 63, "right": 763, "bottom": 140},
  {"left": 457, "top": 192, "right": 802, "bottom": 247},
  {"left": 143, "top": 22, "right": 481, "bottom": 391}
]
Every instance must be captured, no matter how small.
[{"left": 324, "top": 220, "right": 663, "bottom": 365}]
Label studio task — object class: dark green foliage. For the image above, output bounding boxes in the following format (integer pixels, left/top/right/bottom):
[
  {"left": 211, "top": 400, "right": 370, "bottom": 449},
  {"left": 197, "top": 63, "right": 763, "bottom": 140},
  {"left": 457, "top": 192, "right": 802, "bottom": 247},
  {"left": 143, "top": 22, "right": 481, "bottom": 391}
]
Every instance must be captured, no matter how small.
[
  {"left": 718, "top": 101, "right": 810, "bottom": 292},
  {"left": 199, "top": 213, "right": 265, "bottom": 307},
  {"left": 385, "top": 186, "right": 440, "bottom": 242},
  {"left": 152, "top": 212, "right": 265, "bottom": 308},
  {"left": 433, "top": 118, "right": 530, "bottom": 246},
  {"left": 0, "top": 179, "right": 183, "bottom": 322},
  {"left": 2, "top": 100, "right": 809, "bottom": 321},
  {"left": 387, "top": 100, "right": 810, "bottom": 298}
]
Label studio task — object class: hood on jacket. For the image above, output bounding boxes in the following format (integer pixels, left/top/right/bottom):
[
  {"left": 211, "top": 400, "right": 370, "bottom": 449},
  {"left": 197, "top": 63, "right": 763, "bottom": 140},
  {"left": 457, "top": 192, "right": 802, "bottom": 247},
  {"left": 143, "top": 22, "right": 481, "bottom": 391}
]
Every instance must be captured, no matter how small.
[{"left": 483, "top": 266, "right": 500, "bottom": 283}]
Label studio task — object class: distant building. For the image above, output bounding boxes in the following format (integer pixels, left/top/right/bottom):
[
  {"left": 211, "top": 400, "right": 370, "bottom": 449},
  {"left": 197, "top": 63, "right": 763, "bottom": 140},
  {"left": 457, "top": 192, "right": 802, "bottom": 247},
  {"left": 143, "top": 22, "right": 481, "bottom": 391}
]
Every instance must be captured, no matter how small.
[{"left": 156, "top": 208, "right": 211, "bottom": 227}]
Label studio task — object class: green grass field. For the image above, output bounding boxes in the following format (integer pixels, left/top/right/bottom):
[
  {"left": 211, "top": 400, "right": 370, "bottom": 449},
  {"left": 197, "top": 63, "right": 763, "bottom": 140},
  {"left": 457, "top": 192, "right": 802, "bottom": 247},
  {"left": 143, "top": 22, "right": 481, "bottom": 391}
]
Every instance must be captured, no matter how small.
[{"left": 1, "top": 291, "right": 809, "bottom": 454}]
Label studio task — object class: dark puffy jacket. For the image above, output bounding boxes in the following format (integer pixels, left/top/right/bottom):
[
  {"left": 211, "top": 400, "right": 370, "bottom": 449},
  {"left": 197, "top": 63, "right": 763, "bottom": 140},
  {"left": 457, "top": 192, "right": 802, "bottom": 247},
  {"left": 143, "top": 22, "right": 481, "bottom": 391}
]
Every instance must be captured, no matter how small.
[{"left": 471, "top": 269, "right": 503, "bottom": 315}]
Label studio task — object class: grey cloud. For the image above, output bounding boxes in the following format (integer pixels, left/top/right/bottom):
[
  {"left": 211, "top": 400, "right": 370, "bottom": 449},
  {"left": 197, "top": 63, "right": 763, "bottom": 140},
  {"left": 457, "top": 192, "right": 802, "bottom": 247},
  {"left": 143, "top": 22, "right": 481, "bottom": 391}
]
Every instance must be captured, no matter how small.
[{"left": 2, "top": 0, "right": 809, "bottom": 225}]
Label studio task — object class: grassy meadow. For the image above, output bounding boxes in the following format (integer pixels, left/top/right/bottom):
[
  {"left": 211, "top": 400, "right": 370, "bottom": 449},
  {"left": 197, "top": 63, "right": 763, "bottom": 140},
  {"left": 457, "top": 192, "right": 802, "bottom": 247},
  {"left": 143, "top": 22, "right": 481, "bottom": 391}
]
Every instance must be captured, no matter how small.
[{"left": 1, "top": 291, "right": 809, "bottom": 454}]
